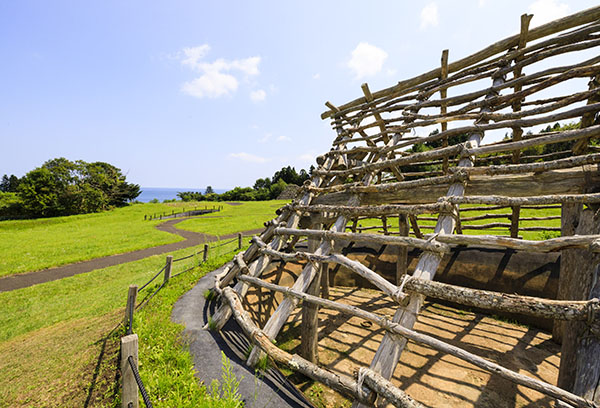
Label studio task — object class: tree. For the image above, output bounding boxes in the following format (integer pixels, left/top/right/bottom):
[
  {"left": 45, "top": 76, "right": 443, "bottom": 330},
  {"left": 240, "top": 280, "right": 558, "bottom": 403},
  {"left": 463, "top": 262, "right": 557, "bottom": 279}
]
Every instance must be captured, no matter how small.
[
  {"left": 205, "top": 186, "right": 214, "bottom": 195},
  {"left": 17, "top": 158, "right": 141, "bottom": 217}
]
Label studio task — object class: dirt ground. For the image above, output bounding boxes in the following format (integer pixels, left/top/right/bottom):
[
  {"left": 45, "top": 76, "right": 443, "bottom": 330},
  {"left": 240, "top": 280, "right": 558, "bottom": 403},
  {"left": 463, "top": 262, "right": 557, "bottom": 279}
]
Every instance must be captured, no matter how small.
[{"left": 243, "top": 262, "right": 561, "bottom": 408}]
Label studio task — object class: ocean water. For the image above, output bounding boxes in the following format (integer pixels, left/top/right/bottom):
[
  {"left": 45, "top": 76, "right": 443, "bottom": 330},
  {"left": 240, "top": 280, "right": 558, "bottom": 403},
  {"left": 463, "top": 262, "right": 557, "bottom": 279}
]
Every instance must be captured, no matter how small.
[{"left": 137, "top": 187, "right": 227, "bottom": 203}]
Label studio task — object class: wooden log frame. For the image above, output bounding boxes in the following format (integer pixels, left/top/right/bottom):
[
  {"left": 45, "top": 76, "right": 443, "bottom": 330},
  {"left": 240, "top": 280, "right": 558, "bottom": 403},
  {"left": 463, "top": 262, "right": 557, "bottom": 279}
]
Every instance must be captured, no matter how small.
[
  {"left": 321, "top": 6, "right": 600, "bottom": 119},
  {"left": 286, "top": 202, "right": 452, "bottom": 217},
  {"left": 352, "top": 65, "right": 509, "bottom": 408},
  {"left": 230, "top": 277, "right": 599, "bottom": 408},
  {"left": 245, "top": 126, "right": 411, "bottom": 367},
  {"left": 207, "top": 107, "right": 355, "bottom": 331}
]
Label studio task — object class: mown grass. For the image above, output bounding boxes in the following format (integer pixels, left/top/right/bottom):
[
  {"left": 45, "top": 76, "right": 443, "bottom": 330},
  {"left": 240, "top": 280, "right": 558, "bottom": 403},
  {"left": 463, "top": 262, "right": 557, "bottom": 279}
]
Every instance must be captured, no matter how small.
[
  {"left": 0, "top": 240, "right": 247, "bottom": 407},
  {"left": 354, "top": 204, "right": 561, "bottom": 240},
  {"left": 0, "top": 201, "right": 208, "bottom": 277},
  {"left": 175, "top": 200, "right": 288, "bottom": 237}
]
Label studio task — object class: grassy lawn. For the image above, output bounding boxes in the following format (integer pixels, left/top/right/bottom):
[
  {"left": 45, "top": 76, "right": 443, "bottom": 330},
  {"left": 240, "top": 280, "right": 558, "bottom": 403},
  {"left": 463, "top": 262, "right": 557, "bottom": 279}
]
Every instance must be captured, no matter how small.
[
  {"left": 0, "top": 240, "right": 246, "bottom": 407},
  {"left": 175, "top": 200, "right": 288, "bottom": 237},
  {"left": 0, "top": 201, "right": 204, "bottom": 277},
  {"left": 353, "top": 205, "right": 561, "bottom": 240}
]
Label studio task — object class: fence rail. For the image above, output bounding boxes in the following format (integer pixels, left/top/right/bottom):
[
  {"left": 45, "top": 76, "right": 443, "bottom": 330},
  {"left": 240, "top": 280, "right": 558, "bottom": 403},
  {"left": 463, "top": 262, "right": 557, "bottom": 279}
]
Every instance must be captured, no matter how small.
[{"left": 143, "top": 205, "right": 223, "bottom": 221}]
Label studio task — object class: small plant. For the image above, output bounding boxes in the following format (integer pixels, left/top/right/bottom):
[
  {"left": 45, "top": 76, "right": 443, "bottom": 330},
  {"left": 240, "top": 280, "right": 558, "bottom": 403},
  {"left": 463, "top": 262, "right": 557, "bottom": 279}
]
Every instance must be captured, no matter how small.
[
  {"left": 208, "top": 316, "right": 217, "bottom": 330},
  {"left": 206, "top": 352, "right": 243, "bottom": 407},
  {"left": 255, "top": 354, "right": 270, "bottom": 372},
  {"left": 204, "top": 288, "right": 215, "bottom": 301}
]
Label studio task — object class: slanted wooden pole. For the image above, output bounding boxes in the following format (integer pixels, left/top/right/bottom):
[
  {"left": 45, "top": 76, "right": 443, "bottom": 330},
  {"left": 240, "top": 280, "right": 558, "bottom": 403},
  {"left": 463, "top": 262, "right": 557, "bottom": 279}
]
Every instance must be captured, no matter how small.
[
  {"left": 125, "top": 285, "right": 138, "bottom": 335},
  {"left": 121, "top": 334, "right": 139, "bottom": 408},
  {"left": 397, "top": 215, "right": 409, "bottom": 285},
  {"left": 203, "top": 244, "right": 209, "bottom": 262},
  {"left": 557, "top": 209, "right": 600, "bottom": 392},
  {"left": 164, "top": 255, "right": 173, "bottom": 284},
  {"left": 300, "top": 226, "right": 322, "bottom": 363},
  {"left": 440, "top": 49, "right": 449, "bottom": 174}
]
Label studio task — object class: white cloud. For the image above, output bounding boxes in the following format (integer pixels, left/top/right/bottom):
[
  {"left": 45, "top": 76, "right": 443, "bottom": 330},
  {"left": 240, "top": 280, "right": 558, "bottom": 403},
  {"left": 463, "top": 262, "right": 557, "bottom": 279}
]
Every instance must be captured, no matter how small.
[
  {"left": 529, "top": 0, "right": 569, "bottom": 27},
  {"left": 420, "top": 3, "right": 439, "bottom": 30},
  {"left": 228, "top": 152, "right": 268, "bottom": 163},
  {"left": 312, "top": 73, "right": 320, "bottom": 80},
  {"left": 478, "top": 0, "right": 487, "bottom": 7},
  {"left": 276, "top": 135, "right": 291, "bottom": 142},
  {"left": 181, "top": 71, "right": 238, "bottom": 98},
  {"left": 250, "top": 89, "right": 266, "bottom": 102},
  {"left": 298, "top": 153, "right": 315, "bottom": 163},
  {"left": 347, "top": 42, "right": 388, "bottom": 79},
  {"left": 179, "top": 44, "right": 261, "bottom": 99}
]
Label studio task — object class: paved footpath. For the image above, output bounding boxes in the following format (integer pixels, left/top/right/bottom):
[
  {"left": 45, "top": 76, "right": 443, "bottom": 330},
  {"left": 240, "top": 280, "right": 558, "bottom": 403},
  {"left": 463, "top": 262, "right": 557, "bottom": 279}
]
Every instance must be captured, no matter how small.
[
  {"left": 0, "top": 217, "right": 263, "bottom": 292},
  {"left": 171, "top": 265, "right": 313, "bottom": 408}
]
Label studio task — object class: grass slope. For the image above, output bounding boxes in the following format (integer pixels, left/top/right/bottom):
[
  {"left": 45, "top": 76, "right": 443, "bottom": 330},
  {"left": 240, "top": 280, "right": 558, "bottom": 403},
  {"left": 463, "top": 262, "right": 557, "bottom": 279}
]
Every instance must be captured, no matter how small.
[
  {"left": 175, "top": 200, "right": 288, "bottom": 237},
  {"left": 0, "top": 201, "right": 205, "bottom": 277}
]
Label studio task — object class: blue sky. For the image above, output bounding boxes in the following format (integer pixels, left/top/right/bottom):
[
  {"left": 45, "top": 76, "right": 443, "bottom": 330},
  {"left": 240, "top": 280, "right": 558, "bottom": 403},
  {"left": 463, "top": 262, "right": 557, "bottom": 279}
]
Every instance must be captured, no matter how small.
[{"left": 1, "top": 0, "right": 596, "bottom": 189}]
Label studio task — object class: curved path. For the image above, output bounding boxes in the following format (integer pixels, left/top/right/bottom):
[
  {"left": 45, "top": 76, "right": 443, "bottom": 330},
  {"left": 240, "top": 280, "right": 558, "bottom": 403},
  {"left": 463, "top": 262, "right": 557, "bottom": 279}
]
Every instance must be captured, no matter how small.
[
  {"left": 0, "top": 217, "right": 263, "bottom": 292},
  {"left": 171, "top": 264, "right": 313, "bottom": 408}
]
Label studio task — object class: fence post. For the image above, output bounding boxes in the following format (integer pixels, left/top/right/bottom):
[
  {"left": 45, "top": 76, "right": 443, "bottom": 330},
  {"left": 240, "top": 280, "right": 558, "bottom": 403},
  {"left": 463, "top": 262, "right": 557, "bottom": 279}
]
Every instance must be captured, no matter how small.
[
  {"left": 238, "top": 233, "right": 242, "bottom": 249},
  {"left": 121, "top": 334, "right": 139, "bottom": 408},
  {"left": 125, "top": 285, "right": 138, "bottom": 335},
  {"left": 144, "top": 215, "right": 147, "bottom": 221},
  {"left": 164, "top": 255, "right": 173, "bottom": 284},
  {"left": 203, "top": 244, "right": 209, "bottom": 262}
]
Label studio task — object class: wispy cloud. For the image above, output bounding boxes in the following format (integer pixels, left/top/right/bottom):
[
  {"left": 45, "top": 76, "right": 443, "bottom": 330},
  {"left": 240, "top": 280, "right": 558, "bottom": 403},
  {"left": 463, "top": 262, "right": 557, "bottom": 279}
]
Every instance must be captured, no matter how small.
[
  {"left": 228, "top": 152, "right": 268, "bottom": 163},
  {"left": 258, "top": 133, "right": 271, "bottom": 143},
  {"left": 312, "top": 73, "right": 320, "bottom": 80},
  {"left": 420, "top": 3, "right": 439, "bottom": 30},
  {"left": 347, "top": 42, "right": 388, "bottom": 79},
  {"left": 179, "top": 45, "right": 261, "bottom": 99},
  {"left": 250, "top": 89, "right": 266, "bottom": 102},
  {"left": 528, "top": 0, "right": 569, "bottom": 28},
  {"left": 276, "top": 135, "right": 291, "bottom": 142}
]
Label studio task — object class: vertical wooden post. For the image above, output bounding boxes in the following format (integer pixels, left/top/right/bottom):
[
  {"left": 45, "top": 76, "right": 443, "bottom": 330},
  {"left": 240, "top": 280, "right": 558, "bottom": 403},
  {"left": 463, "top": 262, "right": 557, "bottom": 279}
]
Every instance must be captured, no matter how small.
[
  {"left": 351, "top": 218, "right": 358, "bottom": 233},
  {"left": 164, "top": 255, "right": 173, "bottom": 284},
  {"left": 121, "top": 334, "right": 139, "bottom": 408},
  {"left": 320, "top": 262, "right": 329, "bottom": 300},
  {"left": 557, "top": 208, "right": 599, "bottom": 392},
  {"left": 381, "top": 215, "right": 388, "bottom": 235},
  {"left": 397, "top": 215, "right": 409, "bottom": 285},
  {"left": 440, "top": 49, "right": 449, "bottom": 174},
  {"left": 125, "top": 285, "right": 138, "bottom": 335},
  {"left": 238, "top": 233, "right": 242, "bottom": 250},
  {"left": 572, "top": 265, "right": 600, "bottom": 402},
  {"left": 301, "top": 227, "right": 322, "bottom": 363},
  {"left": 144, "top": 215, "right": 147, "bottom": 221},
  {"left": 553, "top": 203, "right": 583, "bottom": 342},
  {"left": 203, "top": 244, "right": 209, "bottom": 262}
]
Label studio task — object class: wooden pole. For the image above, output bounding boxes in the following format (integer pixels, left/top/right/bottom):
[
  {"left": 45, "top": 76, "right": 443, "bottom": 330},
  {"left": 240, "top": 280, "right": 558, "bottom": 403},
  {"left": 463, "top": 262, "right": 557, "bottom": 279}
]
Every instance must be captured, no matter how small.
[
  {"left": 203, "top": 244, "right": 209, "bottom": 262},
  {"left": 557, "top": 209, "right": 600, "bottom": 392},
  {"left": 121, "top": 333, "right": 139, "bottom": 408},
  {"left": 238, "top": 232, "right": 242, "bottom": 250},
  {"left": 572, "top": 266, "right": 600, "bottom": 403},
  {"left": 440, "top": 49, "right": 449, "bottom": 174},
  {"left": 125, "top": 285, "right": 138, "bottom": 335},
  {"left": 164, "top": 255, "right": 173, "bottom": 284},
  {"left": 397, "top": 215, "right": 409, "bottom": 285},
  {"left": 300, "top": 227, "right": 322, "bottom": 363}
]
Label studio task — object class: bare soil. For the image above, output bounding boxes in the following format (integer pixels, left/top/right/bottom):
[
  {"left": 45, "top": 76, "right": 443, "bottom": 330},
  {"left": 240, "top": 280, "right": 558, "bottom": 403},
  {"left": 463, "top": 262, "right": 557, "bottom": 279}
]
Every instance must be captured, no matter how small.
[{"left": 244, "top": 262, "right": 560, "bottom": 408}]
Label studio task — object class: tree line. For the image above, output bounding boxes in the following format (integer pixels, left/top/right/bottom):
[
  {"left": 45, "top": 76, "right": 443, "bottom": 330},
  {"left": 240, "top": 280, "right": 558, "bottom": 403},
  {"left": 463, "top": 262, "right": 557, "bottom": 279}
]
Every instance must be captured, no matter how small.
[
  {"left": 1, "top": 158, "right": 140, "bottom": 218},
  {"left": 176, "top": 165, "right": 314, "bottom": 202}
]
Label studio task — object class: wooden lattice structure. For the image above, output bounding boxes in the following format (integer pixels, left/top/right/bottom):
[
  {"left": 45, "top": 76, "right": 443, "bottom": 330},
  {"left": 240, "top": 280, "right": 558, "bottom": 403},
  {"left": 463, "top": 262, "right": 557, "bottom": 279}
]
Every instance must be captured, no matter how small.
[{"left": 210, "top": 8, "right": 600, "bottom": 407}]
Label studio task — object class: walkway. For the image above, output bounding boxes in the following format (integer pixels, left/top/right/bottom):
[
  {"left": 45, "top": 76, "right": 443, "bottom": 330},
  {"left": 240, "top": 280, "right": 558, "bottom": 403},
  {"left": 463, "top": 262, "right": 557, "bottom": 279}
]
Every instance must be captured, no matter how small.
[
  {"left": 171, "top": 265, "right": 313, "bottom": 408},
  {"left": 0, "top": 217, "right": 263, "bottom": 292}
]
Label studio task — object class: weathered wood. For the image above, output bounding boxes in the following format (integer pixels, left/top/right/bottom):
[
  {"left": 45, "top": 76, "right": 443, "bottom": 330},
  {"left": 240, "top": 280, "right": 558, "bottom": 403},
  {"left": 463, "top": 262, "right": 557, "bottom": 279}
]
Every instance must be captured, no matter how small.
[
  {"left": 558, "top": 209, "right": 600, "bottom": 392},
  {"left": 321, "top": 6, "right": 600, "bottom": 119},
  {"left": 221, "top": 287, "right": 374, "bottom": 406},
  {"left": 235, "top": 276, "right": 599, "bottom": 408},
  {"left": 446, "top": 192, "right": 600, "bottom": 206},
  {"left": 287, "top": 202, "right": 451, "bottom": 217},
  {"left": 573, "top": 266, "right": 600, "bottom": 402},
  {"left": 300, "top": 230, "right": 322, "bottom": 363},
  {"left": 361, "top": 368, "right": 425, "bottom": 408},
  {"left": 432, "top": 233, "right": 600, "bottom": 253},
  {"left": 408, "top": 214, "right": 423, "bottom": 239},
  {"left": 203, "top": 244, "right": 209, "bottom": 262},
  {"left": 125, "top": 285, "right": 138, "bottom": 335},
  {"left": 121, "top": 334, "right": 139, "bottom": 408},
  {"left": 397, "top": 214, "right": 409, "bottom": 285},
  {"left": 441, "top": 49, "right": 450, "bottom": 174},
  {"left": 164, "top": 255, "right": 173, "bottom": 284},
  {"left": 273, "top": 227, "right": 448, "bottom": 253}
]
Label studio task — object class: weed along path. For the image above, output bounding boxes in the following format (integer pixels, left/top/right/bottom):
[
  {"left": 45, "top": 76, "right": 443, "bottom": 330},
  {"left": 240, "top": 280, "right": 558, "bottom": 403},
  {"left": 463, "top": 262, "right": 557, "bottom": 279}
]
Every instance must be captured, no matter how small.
[
  {"left": 0, "top": 217, "right": 263, "bottom": 293},
  {"left": 172, "top": 265, "right": 313, "bottom": 408}
]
